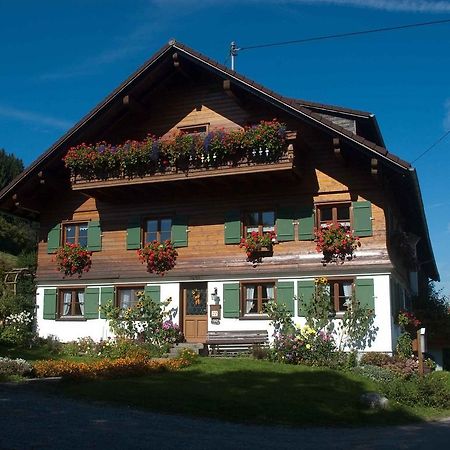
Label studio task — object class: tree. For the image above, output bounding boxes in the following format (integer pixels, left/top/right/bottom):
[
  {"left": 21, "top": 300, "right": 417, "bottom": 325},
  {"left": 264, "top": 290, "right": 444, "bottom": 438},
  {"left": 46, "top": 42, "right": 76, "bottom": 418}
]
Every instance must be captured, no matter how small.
[
  {"left": 413, "top": 282, "right": 450, "bottom": 341},
  {"left": 0, "top": 148, "right": 23, "bottom": 190}
]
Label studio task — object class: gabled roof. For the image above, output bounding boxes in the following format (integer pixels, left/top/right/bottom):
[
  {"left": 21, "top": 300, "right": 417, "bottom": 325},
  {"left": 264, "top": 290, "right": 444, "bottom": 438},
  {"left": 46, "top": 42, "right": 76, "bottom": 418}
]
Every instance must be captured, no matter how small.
[{"left": 0, "top": 39, "right": 438, "bottom": 280}]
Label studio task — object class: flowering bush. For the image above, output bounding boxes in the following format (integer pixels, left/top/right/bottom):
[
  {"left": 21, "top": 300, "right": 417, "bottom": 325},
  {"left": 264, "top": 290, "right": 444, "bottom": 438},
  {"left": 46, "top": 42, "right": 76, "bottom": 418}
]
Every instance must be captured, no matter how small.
[
  {"left": 271, "top": 324, "right": 336, "bottom": 366},
  {"left": 239, "top": 230, "right": 276, "bottom": 259},
  {"left": 0, "top": 357, "right": 32, "bottom": 377},
  {"left": 1, "top": 311, "right": 34, "bottom": 346},
  {"left": 32, "top": 355, "right": 192, "bottom": 380},
  {"left": 55, "top": 243, "right": 92, "bottom": 277},
  {"left": 100, "top": 292, "right": 183, "bottom": 348},
  {"left": 398, "top": 310, "right": 421, "bottom": 329},
  {"left": 137, "top": 240, "right": 178, "bottom": 276},
  {"left": 314, "top": 223, "right": 361, "bottom": 263},
  {"left": 64, "top": 120, "right": 287, "bottom": 179}
]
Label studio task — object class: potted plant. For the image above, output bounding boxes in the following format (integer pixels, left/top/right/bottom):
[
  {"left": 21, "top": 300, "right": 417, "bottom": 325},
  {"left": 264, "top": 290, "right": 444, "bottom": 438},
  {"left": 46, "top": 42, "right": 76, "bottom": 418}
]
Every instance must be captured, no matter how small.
[
  {"left": 137, "top": 240, "right": 178, "bottom": 276},
  {"left": 314, "top": 223, "right": 361, "bottom": 264},
  {"left": 55, "top": 243, "right": 93, "bottom": 277},
  {"left": 240, "top": 230, "right": 277, "bottom": 261}
]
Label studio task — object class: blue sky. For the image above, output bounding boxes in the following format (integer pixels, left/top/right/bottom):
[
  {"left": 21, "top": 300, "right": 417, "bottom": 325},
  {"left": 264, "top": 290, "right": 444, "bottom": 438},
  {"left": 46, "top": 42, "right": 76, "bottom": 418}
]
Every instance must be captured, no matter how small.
[{"left": 1, "top": 0, "right": 449, "bottom": 294}]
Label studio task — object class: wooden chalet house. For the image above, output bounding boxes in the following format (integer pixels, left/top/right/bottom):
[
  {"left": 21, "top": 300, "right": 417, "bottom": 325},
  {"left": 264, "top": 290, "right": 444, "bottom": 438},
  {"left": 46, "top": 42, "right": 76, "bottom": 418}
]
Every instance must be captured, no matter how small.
[{"left": 0, "top": 40, "right": 438, "bottom": 352}]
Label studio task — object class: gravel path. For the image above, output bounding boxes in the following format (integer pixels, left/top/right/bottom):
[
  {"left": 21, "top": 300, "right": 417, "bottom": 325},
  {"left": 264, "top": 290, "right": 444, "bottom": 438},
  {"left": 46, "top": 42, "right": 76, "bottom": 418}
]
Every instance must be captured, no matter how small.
[{"left": 1, "top": 383, "right": 450, "bottom": 450}]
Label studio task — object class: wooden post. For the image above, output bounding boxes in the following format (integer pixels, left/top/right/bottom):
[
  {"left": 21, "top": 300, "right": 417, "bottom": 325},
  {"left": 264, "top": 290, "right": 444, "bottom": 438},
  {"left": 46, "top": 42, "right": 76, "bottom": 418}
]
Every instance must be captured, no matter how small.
[{"left": 417, "top": 328, "right": 424, "bottom": 376}]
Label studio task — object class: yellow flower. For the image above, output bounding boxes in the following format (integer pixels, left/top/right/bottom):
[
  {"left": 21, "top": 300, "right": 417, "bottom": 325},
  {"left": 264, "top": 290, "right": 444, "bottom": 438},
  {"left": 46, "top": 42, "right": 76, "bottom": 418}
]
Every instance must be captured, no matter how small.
[{"left": 306, "top": 344, "right": 311, "bottom": 350}]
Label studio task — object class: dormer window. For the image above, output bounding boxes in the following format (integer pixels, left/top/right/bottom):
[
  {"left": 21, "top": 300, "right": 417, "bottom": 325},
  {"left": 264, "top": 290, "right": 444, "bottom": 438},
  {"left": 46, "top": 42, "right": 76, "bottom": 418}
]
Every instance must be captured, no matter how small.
[{"left": 178, "top": 124, "right": 208, "bottom": 134}]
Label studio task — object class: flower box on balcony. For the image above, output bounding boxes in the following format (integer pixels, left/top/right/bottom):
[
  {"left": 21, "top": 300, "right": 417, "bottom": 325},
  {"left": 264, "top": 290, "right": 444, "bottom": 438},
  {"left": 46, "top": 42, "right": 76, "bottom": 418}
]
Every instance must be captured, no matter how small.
[{"left": 64, "top": 121, "right": 297, "bottom": 190}]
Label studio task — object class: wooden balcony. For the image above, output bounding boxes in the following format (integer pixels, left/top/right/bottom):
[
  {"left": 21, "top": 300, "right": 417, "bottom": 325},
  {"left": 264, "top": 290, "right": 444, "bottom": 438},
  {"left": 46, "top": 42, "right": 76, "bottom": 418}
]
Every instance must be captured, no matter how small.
[{"left": 70, "top": 131, "right": 297, "bottom": 191}]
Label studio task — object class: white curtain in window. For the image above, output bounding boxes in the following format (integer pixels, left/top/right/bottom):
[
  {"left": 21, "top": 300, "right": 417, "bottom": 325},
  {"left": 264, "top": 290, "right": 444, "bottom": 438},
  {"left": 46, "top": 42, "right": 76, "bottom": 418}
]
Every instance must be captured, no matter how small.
[
  {"left": 246, "top": 286, "right": 255, "bottom": 313},
  {"left": 63, "top": 292, "right": 71, "bottom": 316},
  {"left": 266, "top": 285, "right": 274, "bottom": 300},
  {"left": 121, "top": 290, "right": 132, "bottom": 309},
  {"left": 78, "top": 292, "right": 85, "bottom": 315},
  {"left": 343, "top": 282, "right": 353, "bottom": 308}
]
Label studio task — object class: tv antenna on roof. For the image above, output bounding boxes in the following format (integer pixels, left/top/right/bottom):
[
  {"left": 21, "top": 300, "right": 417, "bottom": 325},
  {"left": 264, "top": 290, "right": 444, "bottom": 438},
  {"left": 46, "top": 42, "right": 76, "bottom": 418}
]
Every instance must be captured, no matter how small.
[{"left": 230, "top": 41, "right": 240, "bottom": 70}]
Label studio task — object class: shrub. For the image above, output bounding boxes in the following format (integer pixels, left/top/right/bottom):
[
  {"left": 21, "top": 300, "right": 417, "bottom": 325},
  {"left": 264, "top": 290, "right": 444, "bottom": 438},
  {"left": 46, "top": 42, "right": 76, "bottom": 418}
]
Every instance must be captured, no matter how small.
[
  {"left": 381, "top": 372, "right": 450, "bottom": 408},
  {"left": 0, "top": 310, "right": 34, "bottom": 346},
  {"left": 359, "top": 352, "right": 393, "bottom": 367},
  {"left": 101, "top": 293, "right": 181, "bottom": 347},
  {"left": 177, "top": 347, "right": 199, "bottom": 364},
  {"left": 0, "top": 357, "right": 32, "bottom": 376},
  {"left": 396, "top": 332, "right": 413, "bottom": 359},
  {"left": 32, "top": 356, "right": 192, "bottom": 379},
  {"left": 351, "top": 365, "right": 397, "bottom": 384}
]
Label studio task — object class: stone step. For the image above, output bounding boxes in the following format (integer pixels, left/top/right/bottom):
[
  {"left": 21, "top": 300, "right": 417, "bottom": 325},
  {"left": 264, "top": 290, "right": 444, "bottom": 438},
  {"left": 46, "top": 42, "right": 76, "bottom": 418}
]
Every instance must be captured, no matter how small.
[{"left": 167, "top": 342, "right": 204, "bottom": 357}]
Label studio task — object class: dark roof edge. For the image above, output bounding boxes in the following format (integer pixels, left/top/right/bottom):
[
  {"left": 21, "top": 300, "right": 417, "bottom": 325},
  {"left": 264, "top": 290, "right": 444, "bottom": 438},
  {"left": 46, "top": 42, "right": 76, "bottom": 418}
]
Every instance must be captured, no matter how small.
[
  {"left": 290, "top": 98, "right": 373, "bottom": 118},
  {"left": 409, "top": 168, "right": 439, "bottom": 281}
]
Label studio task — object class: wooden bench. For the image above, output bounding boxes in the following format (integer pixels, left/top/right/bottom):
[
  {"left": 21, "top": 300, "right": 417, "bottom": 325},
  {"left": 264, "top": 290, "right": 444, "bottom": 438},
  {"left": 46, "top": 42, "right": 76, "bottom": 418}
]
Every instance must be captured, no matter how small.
[{"left": 204, "top": 330, "right": 269, "bottom": 356}]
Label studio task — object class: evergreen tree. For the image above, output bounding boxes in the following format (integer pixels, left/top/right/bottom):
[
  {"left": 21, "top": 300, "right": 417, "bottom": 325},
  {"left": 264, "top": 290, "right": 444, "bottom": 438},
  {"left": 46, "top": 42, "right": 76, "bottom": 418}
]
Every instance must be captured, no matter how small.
[{"left": 0, "top": 148, "right": 24, "bottom": 190}]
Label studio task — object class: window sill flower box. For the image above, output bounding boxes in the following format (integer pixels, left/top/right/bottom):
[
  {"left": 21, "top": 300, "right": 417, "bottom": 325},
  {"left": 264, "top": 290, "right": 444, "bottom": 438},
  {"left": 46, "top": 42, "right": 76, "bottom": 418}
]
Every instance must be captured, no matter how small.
[
  {"left": 240, "top": 231, "right": 277, "bottom": 263},
  {"left": 314, "top": 223, "right": 361, "bottom": 265},
  {"left": 137, "top": 240, "right": 178, "bottom": 276},
  {"left": 55, "top": 243, "right": 93, "bottom": 277}
]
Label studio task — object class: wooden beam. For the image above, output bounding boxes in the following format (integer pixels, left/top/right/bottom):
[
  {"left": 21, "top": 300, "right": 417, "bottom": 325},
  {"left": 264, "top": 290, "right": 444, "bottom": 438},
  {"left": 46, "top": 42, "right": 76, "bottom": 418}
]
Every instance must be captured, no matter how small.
[
  {"left": 122, "top": 95, "right": 146, "bottom": 114},
  {"left": 223, "top": 79, "right": 247, "bottom": 108},
  {"left": 172, "top": 52, "right": 180, "bottom": 68},
  {"left": 371, "top": 158, "right": 379, "bottom": 179},
  {"left": 333, "top": 137, "right": 343, "bottom": 160}
]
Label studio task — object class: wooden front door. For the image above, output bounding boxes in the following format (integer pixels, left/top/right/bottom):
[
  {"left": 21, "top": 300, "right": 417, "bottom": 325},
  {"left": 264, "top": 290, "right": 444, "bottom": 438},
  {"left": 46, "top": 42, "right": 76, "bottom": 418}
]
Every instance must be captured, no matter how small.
[{"left": 181, "top": 283, "right": 208, "bottom": 343}]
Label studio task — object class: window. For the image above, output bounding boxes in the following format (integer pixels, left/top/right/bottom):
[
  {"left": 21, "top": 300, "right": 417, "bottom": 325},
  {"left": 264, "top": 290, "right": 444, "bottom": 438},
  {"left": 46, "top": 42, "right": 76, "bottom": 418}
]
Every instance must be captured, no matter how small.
[
  {"left": 244, "top": 211, "right": 275, "bottom": 235},
  {"left": 241, "top": 282, "right": 275, "bottom": 315},
  {"left": 178, "top": 124, "right": 209, "bottom": 134},
  {"left": 327, "top": 279, "right": 353, "bottom": 313},
  {"left": 317, "top": 204, "right": 350, "bottom": 229},
  {"left": 117, "top": 287, "right": 144, "bottom": 309},
  {"left": 144, "top": 218, "right": 172, "bottom": 243},
  {"left": 59, "top": 289, "right": 85, "bottom": 318},
  {"left": 63, "top": 222, "right": 88, "bottom": 247}
]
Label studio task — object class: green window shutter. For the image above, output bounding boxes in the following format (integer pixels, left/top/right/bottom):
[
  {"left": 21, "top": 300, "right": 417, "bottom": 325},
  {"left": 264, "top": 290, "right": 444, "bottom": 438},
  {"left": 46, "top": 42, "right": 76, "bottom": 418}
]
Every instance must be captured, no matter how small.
[
  {"left": 224, "top": 210, "right": 241, "bottom": 244},
  {"left": 277, "top": 281, "right": 295, "bottom": 314},
  {"left": 352, "top": 201, "right": 373, "bottom": 237},
  {"left": 100, "top": 287, "right": 115, "bottom": 319},
  {"left": 355, "top": 278, "right": 375, "bottom": 311},
  {"left": 172, "top": 216, "right": 188, "bottom": 248},
  {"left": 87, "top": 220, "right": 102, "bottom": 251},
  {"left": 298, "top": 206, "right": 315, "bottom": 241},
  {"left": 47, "top": 224, "right": 61, "bottom": 253},
  {"left": 223, "top": 283, "right": 240, "bottom": 318},
  {"left": 84, "top": 287, "right": 100, "bottom": 319},
  {"left": 144, "top": 285, "right": 161, "bottom": 303},
  {"left": 127, "top": 217, "right": 141, "bottom": 250},
  {"left": 43, "top": 288, "right": 57, "bottom": 319},
  {"left": 276, "top": 208, "right": 295, "bottom": 242},
  {"left": 298, "top": 280, "right": 315, "bottom": 316}
]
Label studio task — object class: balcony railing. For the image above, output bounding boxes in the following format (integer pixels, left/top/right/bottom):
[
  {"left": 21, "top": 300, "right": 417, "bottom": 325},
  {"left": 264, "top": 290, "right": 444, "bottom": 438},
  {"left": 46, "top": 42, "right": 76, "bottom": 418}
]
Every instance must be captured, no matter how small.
[{"left": 66, "top": 123, "right": 296, "bottom": 190}]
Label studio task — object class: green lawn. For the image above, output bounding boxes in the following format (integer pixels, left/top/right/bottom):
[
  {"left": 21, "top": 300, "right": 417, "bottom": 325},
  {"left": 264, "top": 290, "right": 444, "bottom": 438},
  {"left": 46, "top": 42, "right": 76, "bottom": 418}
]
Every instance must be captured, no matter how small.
[{"left": 53, "top": 358, "right": 448, "bottom": 427}]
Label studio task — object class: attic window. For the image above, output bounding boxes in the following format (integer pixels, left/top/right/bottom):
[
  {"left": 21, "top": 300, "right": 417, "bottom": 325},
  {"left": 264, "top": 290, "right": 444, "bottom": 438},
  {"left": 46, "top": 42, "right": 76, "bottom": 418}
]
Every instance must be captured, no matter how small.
[{"left": 178, "top": 124, "right": 208, "bottom": 134}]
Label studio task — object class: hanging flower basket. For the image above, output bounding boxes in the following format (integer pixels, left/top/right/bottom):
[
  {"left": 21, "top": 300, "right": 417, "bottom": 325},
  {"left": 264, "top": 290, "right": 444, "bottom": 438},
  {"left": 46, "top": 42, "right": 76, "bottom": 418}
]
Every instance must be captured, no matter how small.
[
  {"left": 55, "top": 243, "right": 92, "bottom": 277},
  {"left": 397, "top": 309, "right": 421, "bottom": 336},
  {"left": 137, "top": 240, "right": 178, "bottom": 276},
  {"left": 314, "top": 223, "right": 360, "bottom": 264},
  {"left": 240, "top": 231, "right": 277, "bottom": 262}
]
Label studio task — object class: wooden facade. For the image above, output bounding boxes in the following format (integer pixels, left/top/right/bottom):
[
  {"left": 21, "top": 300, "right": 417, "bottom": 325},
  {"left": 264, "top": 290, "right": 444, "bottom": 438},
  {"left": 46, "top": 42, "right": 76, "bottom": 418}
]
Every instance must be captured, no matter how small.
[{"left": 0, "top": 41, "right": 438, "bottom": 348}]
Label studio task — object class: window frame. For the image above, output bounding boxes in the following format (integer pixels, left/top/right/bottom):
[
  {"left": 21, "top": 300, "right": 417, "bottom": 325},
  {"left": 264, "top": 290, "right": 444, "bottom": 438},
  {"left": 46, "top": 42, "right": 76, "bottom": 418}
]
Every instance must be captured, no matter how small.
[
  {"left": 240, "top": 280, "right": 276, "bottom": 318},
  {"left": 327, "top": 278, "right": 355, "bottom": 314},
  {"left": 143, "top": 217, "right": 173, "bottom": 244},
  {"left": 243, "top": 210, "right": 276, "bottom": 236},
  {"left": 116, "top": 286, "right": 145, "bottom": 310},
  {"left": 62, "top": 221, "right": 89, "bottom": 247},
  {"left": 58, "top": 287, "right": 85, "bottom": 319},
  {"left": 316, "top": 202, "right": 352, "bottom": 229},
  {"left": 177, "top": 123, "right": 209, "bottom": 134}
]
